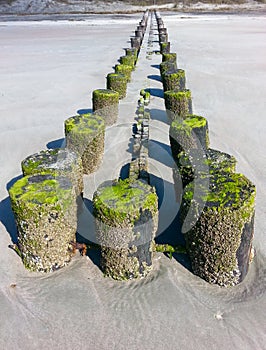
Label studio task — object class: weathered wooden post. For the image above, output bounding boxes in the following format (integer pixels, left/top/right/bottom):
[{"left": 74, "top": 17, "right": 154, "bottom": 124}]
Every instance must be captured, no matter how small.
[
  {"left": 115, "top": 64, "right": 132, "bottom": 82},
  {"left": 9, "top": 174, "right": 77, "bottom": 272},
  {"left": 180, "top": 173, "right": 256, "bottom": 287},
  {"left": 160, "top": 61, "right": 177, "bottom": 77},
  {"left": 162, "top": 52, "right": 177, "bottom": 63},
  {"left": 92, "top": 88, "right": 119, "bottom": 126},
  {"left": 169, "top": 115, "right": 209, "bottom": 161},
  {"left": 131, "top": 37, "right": 141, "bottom": 50},
  {"left": 162, "top": 69, "right": 186, "bottom": 92},
  {"left": 93, "top": 179, "right": 158, "bottom": 280},
  {"left": 160, "top": 41, "right": 170, "bottom": 54},
  {"left": 64, "top": 113, "right": 105, "bottom": 174},
  {"left": 106, "top": 73, "right": 128, "bottom": 99},
  {"left": 164, "top": 90, "right": 193, "bottom": 121},
  {"left": 176, "top": 148, "right": 237, "bottom": 187},
  {"left": 119, "top": 55, "right": 136, "bottom": 69}
]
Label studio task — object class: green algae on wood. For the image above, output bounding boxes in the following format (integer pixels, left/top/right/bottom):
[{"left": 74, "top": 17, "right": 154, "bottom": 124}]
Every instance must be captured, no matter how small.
[
  {"left": 164, "top": 89, "right": 193, "bottom": 121},
  {"left": 106, "top": 73, "right": 127, "bottom": 99},
  {"left": 64, "top": 113, "right": 105, "bottom": 175},
  {"left": 125, "top": 47, "right": 138, "bottom": 58},
  {"left": 115, "top": 64, "right": 132, "bottom": 82},
  {"left": 21, "top": 148, "right": 83, "bottom": 195},
  {"left": 180, "top": 172, "right": 256, "bottom": 287},
  {"left": 162, "top": 69, "right": 186, "bottom": 92},
  {"left": 8, "top": 174, "right": 77, "bottom": 272},
  {"left": 160, "top": 61, "right": 177, "bottom": 77},
  {"left": 92, "top": 88, "right": 119, "bottom": 126},
  {"left": 176, "top": 148, "right": 237, "bottom": 187},
  {"left": 160, "top": 42, "right": 170, "bottom": 54},
  {"left": 93, "top": 179, "right": 158, "bottom": 280},
  {"left": 169, "top": 114, "right": 209, "bottom": 162},
  {"left": 119, "top": 55, "right": 136, "bottom": 69},
  {"left": 162, "top": 52, "right": 177, "bottom": 63}
]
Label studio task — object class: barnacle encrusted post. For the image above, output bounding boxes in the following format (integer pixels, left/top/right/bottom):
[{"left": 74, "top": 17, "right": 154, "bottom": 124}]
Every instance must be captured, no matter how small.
[
  {"left": 106, "top": 73, "right": 127, "bottom": 99},
  {"left": 115, "top": 64, "right": 132, "bottom": 82},
  {"left": 180, "top": 173, "right": 256, "bottom": 287},
  {"left": 160, "top": 42, "right": 170, "bottom": 54},
  {"left": 176, "top": 148, "right": 237, "bottom": 187},
  {"left": 169, "top": 115, "right": 209, "bottom": 162},
  {"left": 125, "top": 47, "right": 138, "bottom": 58},
  {"left": 119, "top": 55, "right": 136, "bottom": 69},
  {"left": 8, "top": 174, "right": 77, "bottom": 272},
  {"left": 162, "top": 52, "right": 177, "bottom": 63},
  {"left": 160, "top": 61, "right": 177, "bottom": 77},
  {"left": 131, "top": 37, "right": 141, "bottom": 50},
  {"left": 64, "top": 113, "right": 105, "bottom": 174},
  {"left": 92, "top": 89, "right": 119, "bottom": 126},
  {"left": 164, "top": 90, "right": 193, "bottom": 121},
  {"left": 21, "top": 148, "right": 84, "bottom": 196},
  {"left": 162, "top": 69, "right": 186, "bottom": 92},
  {"left": 93, "top": 179, "right": 159, "bottom": 280}
]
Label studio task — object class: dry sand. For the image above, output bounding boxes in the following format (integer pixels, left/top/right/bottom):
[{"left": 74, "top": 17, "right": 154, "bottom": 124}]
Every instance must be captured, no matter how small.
[{"left": 0, "top": 12, "right": 266, "bottom": 350}]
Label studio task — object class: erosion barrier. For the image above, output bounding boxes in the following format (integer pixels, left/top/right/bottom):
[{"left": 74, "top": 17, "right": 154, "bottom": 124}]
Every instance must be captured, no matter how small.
[{"left": 155, "top": 11, "right": 256, "bottom": 287}]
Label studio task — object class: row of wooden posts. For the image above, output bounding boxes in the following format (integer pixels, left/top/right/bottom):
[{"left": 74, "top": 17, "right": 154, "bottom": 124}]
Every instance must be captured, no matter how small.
[
  {"left": 8, "top": 11, "right": 160, "bottom": 279},
  {"left": 8, "top": 10, "right": 256, "bottom": 287},
  {"left": 154, "top": 11, "right": 256, "bottom": 287}
]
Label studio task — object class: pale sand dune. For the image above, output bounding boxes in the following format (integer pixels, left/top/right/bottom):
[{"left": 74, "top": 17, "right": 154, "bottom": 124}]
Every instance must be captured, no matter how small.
[{"left": 0, "top": 14, "right": 265, "bottom": 350}]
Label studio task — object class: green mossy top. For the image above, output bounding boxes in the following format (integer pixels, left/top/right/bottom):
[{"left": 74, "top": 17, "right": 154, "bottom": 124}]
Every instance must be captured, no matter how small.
[
  {"left": 160, "top": 42, "right": 169, "bottom": 49},
  {"left": 162, "top": 53, "right": 177, "bottom": 63},
  {"left": 119, "top": 55, "right": 136, "bottom": 68},
  {"left": 93, "top": 89, "right": 119, "bottom": 100},
  {"left": 107, "top": 73, "right": 127, "bottom": 81},
  {"left": 21, "top": 148, "right": 81, "bottom": 176},
  {"left": 163, "top": 69, "right": 185, "bottom": 79},
  {"left": 115, "top": 64, "right": 133, "bottom": 73},
  {"left": 9, "top": 174, "right": 74, "bottom": 211},
  {"left": 64, "top": 113, "right": 105, "bottom": 136},
  {"left": 183, "top": 172, "right": 256, "bottom": 214},
  {"left": 164, "top": 89, "right": 191, "bottom": 100},
  {"left": 170, "top": 115, "right": 207, "bottom": 137},
  {"left": 178, "top": 148, "right": 236, "bottom": 181},
  {"left": 93, "top": 179, "right": 158, "bottom": 225}
]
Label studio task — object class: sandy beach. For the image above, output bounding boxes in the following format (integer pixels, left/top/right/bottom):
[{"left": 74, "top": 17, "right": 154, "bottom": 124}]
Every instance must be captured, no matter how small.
[{"left": 0, "top": 12, "right": 266, "bottom": 350}]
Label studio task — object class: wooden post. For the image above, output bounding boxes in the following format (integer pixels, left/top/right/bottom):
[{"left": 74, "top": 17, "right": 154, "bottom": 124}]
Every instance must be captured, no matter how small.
[
  {"left": 93, "top": 179, "right": 158, "bottom": 280},
  {"left": 64, "top": 113, "right": 105, "bottom": 174},
  {"left": 9, "top": 174, "right": 77, "bottom": 272}
]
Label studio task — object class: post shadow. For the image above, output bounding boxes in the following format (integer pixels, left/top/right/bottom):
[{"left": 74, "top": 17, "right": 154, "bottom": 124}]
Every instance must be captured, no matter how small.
[
  {"left": 147, "top": 74, "right": 162, "bottom": 83},
  {"left": 1, "top": 175, "right": 23, "bottom": 243},
  {"left": 0, "top": 196, "right": 18, "bottom": 244},
  {"left": 150, "top": 173, "right": 191, "bottom": 272},
  {"left": 76, "top": 197, "right": 101, "bottom": 270},
  {"left": 151, "top": 64, "right": 160, "bottom": 70},
  {"left": 148, "top": 88, "right": 164, "bottom": 99},
  {"left": 150, "top": 108, "right": 169, "bottom": 124},
  {"left": 149, "top": 139, "right": 174, "bottom": 168},
  {"left": 77, "top": 108, "right": 93, "bottom": 115},
  {"left": 46, "top": 138, "right": 65, "bottom": 149}
]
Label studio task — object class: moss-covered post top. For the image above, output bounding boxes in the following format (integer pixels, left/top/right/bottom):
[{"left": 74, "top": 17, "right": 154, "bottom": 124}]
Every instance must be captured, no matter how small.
[
  {"left": 183, "top": 172, "right": 255, "bottom": 213},
  {"left": 65, "top": 112, "right": 105, "bottom": 138},
  {"left": 92, "top": 88, "right": 119, "bottom": 101},
  {"left": 164, "top": 89, "right": 192, "bottom": 101},
  {"left": 9, "top": 174, "right": 74, "bottom": 211},
  {"left": 170, "top": 114, "right": 208, "bottom": 135},
  {"left": 93, "top": 179, "right": 158, "bottom": 225},
  {"left": 21, "top": 148, "right": 81, "bottom": 175},
  {"left": 162, "top": 52, "right": 177, "bottom": 63}
]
